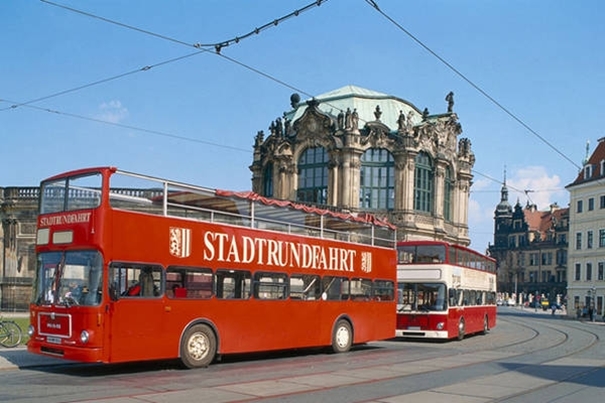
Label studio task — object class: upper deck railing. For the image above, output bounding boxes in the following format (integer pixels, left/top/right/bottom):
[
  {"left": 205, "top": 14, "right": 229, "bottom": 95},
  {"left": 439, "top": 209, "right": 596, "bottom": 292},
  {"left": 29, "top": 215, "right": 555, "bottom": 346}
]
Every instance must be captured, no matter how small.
[{"left": 40, "top": 168, "right": 397, "bottom": 249}]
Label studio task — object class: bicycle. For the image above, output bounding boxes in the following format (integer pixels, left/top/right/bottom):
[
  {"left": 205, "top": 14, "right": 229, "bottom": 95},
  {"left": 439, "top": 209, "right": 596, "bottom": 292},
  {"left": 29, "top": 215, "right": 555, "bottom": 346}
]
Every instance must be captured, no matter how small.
[{"left": 0, "top": 316, "right": 23, "bottom": 348}]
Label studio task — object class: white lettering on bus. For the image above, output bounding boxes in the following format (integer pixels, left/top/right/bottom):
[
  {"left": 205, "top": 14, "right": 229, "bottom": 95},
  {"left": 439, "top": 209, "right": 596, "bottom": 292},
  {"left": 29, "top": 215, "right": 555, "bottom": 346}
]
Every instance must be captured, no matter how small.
[
  {"left": 203, "top": 231, "right": 358, "bottom": 272},
  {"left": 39, "top": 212, "right": 92, "bottom": 227}
]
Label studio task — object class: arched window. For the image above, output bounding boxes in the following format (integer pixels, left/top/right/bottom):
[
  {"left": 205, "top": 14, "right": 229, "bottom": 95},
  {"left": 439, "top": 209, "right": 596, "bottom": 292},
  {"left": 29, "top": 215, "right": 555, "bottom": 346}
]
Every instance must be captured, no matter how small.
[
  {"left": 414, "top": 152, "right": 433, "bottom": 213},
  {"left": 443, "top": 165, "right": 452, "bottom": 221},
  {"left": 359, "top": 148, "right": 394, "bottom": 210},
  {"left": 262, "top": 163, "right": 273, "bottom": 197},
  {"left": 297, "top": 147, "right": 328, "bottom": 204}
]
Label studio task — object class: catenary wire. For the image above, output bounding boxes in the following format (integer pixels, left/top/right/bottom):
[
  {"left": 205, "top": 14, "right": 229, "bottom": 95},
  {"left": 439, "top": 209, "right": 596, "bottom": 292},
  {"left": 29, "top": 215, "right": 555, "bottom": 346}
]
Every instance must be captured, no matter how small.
[
  {"left": 40, "top": 0, "right": 326, "bottom": 52},
  {"left": 0, "top": 97, "right": 250, "bottom": 154},
  {"left": 0, "top": 51, "right": 209, "bottom": 112},
  {"left": 1, "top": 0, "right": 325, "bottom": 112},
  {"left": 364, "top": 0, "right": 581, "bottom": 171},
  {"left": 8, "top": 0, "right": 371, "bottom": 128},
  {"left": 7, "top": 1, "right": 560, "bottom": 197}
]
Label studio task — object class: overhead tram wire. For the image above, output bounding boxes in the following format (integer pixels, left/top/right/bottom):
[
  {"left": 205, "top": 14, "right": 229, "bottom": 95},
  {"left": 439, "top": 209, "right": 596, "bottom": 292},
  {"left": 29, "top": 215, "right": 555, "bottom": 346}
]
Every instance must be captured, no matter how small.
[
  {"left": 2, "top": 0, "right": 327, "bottom": 112},
  {"left": 0, "top": 51, "right": 209, "bottom": 112},
  {"left": 364, "top": 0, "right": 581, "bottom": 171},
  {"left": 4, "top": 1, "right": 378, "bottom": 156},
  {"left": 40, "top": 0, "right": 326, "bottom": 53},
  {"left": 1, "top": 96, "right": 250, "bottom": 154},
  {"left": 11, "top": 1, "right": 376, "bottom": 128}
]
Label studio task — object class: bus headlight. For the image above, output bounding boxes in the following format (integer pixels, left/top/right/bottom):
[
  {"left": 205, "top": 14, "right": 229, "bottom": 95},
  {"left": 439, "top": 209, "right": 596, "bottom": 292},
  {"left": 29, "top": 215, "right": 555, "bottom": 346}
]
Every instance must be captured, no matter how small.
[
  {"left": 28, "top": 325, "right": 35, "bottom": 337},
  {"left": 80, "top": 330, "right": 90, "bottom": 344},
  {"left": 436, "top": 322, "right": 445, "bottom": 330}
]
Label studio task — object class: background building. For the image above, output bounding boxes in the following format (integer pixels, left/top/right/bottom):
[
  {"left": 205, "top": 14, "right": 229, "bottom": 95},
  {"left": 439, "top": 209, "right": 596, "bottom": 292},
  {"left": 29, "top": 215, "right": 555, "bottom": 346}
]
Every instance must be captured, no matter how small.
[
  {"left": 489, "top": 179, "right": 568, "bottom": 306},
  {"left": 566, "top": 137, "right": 605, "bottom": 320},
  {"left": 0, "top": 186, "right": 38, "bottom": 311},
  {"left": 250, "top": 86, "right": 475, "bottom": 244}
]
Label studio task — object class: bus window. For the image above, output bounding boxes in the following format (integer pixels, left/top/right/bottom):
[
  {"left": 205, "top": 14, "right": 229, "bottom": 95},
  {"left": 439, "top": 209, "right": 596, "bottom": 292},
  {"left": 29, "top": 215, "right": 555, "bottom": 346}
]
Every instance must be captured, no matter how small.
[
  {"left": 166, "top": 266, "right": 213, "bottom": 299},
  {"left": 373, "top": 280, "right": 395, "bottom": 301},
  {"left": 289, "top": 274, "right": 320, "bottom": 300},
  {"left": 448, "top": 288, "right": 459, "bottom": 307},
  {"left": 253, "top": 272, "right": 287, "bottom": 300},
  {"left": 349, "top": 278, "right": 372, "bottom": 301},
  {"left": 216, "top": 269, "right": 251, "bottom": 299},
  {"left": 322, "top": 276, "right": 348, "bottom": 301},
  {"left": 110, "top": 263, "right": 163, "bottom": 298}
]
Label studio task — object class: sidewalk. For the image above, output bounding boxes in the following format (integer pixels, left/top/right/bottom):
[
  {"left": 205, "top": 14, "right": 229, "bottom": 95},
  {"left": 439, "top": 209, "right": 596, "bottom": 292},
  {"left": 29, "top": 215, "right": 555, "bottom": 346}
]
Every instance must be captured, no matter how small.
[
  {"left": 0, "top": 347, "right": 66, "bottom": 371},
  {"left": 1, "top": 312, "right": 66, "bottom": 370}
]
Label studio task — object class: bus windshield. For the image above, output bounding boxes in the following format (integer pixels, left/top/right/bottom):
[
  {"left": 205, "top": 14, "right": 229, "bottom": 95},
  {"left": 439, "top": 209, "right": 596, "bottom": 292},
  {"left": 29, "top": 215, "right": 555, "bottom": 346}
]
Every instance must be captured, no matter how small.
[
  {"left": 40, "top": 172, "right": 102, "bottom": 214},
  {"left": 397, "top": 282, "right": 446, "bottom": 312},
  {"left": 33, "top": 250, "right": 103, "bottom": 307}
]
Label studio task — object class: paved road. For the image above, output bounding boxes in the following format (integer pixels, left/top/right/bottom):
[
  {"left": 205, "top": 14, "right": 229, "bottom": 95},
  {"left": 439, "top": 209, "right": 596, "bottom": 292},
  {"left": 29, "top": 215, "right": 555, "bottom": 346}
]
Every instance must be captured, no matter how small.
[{"left": 1, "top": 307, "right": 604, "bottom": 402}]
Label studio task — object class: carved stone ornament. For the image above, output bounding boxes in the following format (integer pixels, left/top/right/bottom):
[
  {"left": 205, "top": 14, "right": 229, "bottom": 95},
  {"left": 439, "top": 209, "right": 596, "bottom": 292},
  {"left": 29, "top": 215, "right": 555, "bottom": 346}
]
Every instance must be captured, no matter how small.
[{"left": 292, "top": 100, "right": 334, "bottom": 140}]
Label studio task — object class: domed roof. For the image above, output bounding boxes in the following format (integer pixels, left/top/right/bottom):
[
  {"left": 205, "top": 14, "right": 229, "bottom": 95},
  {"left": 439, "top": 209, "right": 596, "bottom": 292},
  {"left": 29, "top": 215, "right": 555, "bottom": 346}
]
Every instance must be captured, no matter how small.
[{"left": 286, "top": 85, "right": 422, "bottom": 130}]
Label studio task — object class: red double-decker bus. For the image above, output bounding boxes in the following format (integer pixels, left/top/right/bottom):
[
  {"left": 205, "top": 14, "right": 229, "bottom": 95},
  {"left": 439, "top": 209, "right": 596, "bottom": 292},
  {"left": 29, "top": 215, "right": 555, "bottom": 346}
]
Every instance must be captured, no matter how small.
[
  {"left": 395, "top": 240, "right": 497, "bottom": 340},
  {"left": 27, "top": 167, "right": 397, "bottom": 368}
]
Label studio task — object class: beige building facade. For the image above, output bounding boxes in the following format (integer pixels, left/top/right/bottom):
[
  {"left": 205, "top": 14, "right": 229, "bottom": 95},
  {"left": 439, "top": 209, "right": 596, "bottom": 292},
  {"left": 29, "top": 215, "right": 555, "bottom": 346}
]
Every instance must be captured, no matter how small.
[
  {"left": 250, "top": 86, "right": 475, "bottom": 244},
  {"left": 566, "top": 137, "right": 605, "bottom": 320}
]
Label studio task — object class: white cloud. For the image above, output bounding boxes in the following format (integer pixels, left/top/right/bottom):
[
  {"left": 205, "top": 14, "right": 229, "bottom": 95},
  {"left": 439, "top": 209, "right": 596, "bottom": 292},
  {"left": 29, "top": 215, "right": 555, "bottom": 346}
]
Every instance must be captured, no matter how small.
[
  {"left": 507, "top": 166, "right": 567, "bottom": 210},
  {"left": 96, "top": 100, "right": 129, "bottom": 124}
]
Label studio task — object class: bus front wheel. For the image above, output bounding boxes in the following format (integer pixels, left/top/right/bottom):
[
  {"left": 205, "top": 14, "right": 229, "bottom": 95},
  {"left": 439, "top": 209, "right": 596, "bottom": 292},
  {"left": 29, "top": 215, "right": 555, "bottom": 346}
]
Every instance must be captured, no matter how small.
[
  {"left": 180, "top": 324, "right": 216, "bottom": 369},
  {"left": 332, "top": 319, "right": 353, "bottom": 353},
  {"left": 457, "top": 318, "right": 465, "bottom": 341}
]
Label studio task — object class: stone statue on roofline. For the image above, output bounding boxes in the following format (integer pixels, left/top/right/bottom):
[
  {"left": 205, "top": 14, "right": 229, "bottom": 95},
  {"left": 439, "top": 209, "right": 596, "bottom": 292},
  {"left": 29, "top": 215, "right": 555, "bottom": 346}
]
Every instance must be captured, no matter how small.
[{"left": 445, "top": 91, "right": 454, "bottom": 112}]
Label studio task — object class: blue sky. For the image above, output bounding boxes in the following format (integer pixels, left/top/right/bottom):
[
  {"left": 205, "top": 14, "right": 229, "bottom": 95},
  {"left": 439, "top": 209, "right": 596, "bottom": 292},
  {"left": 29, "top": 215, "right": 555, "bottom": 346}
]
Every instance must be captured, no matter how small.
[{"left": 2, "top": 0, "right": 604, "bottom": 251}]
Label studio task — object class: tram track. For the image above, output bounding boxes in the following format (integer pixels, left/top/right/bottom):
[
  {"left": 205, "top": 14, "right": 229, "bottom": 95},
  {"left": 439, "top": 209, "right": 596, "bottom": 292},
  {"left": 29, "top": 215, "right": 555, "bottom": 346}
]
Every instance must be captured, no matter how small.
[{"left": 226, "top": 311, "right": 604, "bottom": 403}]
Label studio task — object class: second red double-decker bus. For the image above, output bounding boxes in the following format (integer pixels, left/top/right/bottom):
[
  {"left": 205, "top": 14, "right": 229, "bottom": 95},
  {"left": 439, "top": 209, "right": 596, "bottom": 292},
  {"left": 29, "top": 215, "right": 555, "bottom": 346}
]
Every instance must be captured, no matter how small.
[
  {"left": 27, "top": 167, "right": 397, "bottom": 368},
  {"left": 395, "top": 240, "right": 497, "bottom": 340}
]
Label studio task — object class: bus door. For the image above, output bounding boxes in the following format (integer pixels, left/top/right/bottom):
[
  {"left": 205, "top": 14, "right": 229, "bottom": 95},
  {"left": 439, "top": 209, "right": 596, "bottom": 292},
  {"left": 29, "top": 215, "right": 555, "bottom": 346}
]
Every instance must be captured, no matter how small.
[{"left": 107, "top": 264, "right": 168, "bottom": 361}]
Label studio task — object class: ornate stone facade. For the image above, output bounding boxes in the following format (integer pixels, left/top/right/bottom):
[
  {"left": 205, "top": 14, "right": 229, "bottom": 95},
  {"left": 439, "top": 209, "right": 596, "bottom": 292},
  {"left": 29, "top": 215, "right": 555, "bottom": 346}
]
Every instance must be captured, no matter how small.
[
  {"left": 0, "top": 186, "right": 39, "bottom": 311},
  {"left": 250, "top": 86, "right": 475, "bottom": 244}
]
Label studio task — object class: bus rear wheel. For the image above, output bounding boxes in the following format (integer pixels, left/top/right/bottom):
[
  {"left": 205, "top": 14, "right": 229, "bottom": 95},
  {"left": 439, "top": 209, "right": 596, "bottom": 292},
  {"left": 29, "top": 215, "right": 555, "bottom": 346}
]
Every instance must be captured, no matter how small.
[
  {"left": 482, "top": 316, "right": 489, "bottom": 335},
  {"left": 332, "top": 319, "right": 353, "bottom": 353},
  {"left": 457, "top": 318, "right": 465, "bottom": 341},
  {"left": 180, "top": 324, "right": 216, "bottom": 369}
]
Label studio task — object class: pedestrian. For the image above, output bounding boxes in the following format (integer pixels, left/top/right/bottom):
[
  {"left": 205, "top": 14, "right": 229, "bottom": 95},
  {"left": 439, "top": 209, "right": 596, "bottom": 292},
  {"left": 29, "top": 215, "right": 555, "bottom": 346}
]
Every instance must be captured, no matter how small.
[
  {"left": 551, "top": 304, "right": 557, "bottom": 316},
  {"left": 589, "top": 306, "right": 595, "bottom": 322}
]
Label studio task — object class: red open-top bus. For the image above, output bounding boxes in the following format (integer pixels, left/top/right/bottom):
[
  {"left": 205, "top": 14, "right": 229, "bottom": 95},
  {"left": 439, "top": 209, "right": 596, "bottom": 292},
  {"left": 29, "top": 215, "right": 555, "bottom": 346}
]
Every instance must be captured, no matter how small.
[
  {"left": 28, "top": 167, "right": 397, "bottom": 368},
  {"left": 396, "top": 240, "right": 497, "bottom": 340}
]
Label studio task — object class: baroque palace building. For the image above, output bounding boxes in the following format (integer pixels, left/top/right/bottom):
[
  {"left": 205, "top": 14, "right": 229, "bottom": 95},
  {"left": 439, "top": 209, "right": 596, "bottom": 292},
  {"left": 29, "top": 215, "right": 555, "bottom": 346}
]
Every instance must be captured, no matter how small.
[
  {"left": 250, "top": 85, "right": 475, "bottom": 244},
  {"left": 488, "top": 178, "right": 569, "bottom": 306}
]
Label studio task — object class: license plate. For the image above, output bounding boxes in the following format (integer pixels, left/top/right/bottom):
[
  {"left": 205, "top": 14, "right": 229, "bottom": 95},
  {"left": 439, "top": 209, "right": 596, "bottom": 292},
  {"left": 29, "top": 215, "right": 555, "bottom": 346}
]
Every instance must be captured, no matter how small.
[
  {"left": 47, "top": 336, "right": 62, "bottom": 344},
  {"left": 408, "top": 326, "right": 421, "bottom": 330}
]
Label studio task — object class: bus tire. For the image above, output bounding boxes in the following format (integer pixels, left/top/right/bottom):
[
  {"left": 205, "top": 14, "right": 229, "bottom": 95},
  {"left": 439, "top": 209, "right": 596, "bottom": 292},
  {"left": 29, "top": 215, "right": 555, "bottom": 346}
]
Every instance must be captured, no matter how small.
[
  {"left": 481, "top": 316, "right": 489, "bottom": 335},
  {"left": 457, "top": 318, "right": 465, "bottom": 341},
  {"left": 332, "top": 319, "right": 353, "bottom": 353},
  {"left": 180, "top": 324, "right": 216, "bottom": 369}
]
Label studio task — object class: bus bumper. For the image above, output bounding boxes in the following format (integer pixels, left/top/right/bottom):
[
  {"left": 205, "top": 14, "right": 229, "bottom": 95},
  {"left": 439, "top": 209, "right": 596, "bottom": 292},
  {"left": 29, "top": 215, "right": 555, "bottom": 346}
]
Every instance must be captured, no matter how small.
[
  {"left": 395, "top": 329, "right": 448, "bottom": 339},
  {"left": 28, "top": 339, "right": 104, "bottom": 363}
]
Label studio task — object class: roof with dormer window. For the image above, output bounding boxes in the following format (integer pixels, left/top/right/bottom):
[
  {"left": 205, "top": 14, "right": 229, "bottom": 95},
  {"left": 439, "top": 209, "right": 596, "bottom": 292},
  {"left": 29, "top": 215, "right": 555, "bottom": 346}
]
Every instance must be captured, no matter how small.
[{"left": 568, "top": 137, "right": 605, "bottom": 187}]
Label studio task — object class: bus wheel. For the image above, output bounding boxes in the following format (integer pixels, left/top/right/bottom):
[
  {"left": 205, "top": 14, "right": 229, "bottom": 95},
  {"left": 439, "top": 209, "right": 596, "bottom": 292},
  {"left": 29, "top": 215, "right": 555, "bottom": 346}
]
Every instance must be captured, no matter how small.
[
  {"left": 457, "top": 318, "right": 465, "bottom": 341},
  {"left": 482, "top": 316, "right": 489, "bottom": 335},
  {"left": 332, "top": 319, "right": 353, "bottom": 353},
  {"left": 180, "top": 324, "right": 216, "bottom": 369}
]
